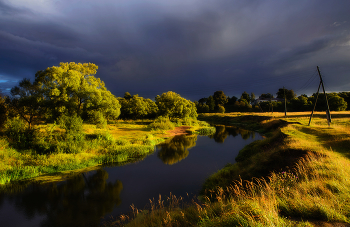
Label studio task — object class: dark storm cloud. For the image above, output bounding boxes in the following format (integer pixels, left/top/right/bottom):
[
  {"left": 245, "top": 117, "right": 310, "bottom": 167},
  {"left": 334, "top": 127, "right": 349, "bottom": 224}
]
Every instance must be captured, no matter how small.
[{"left": 1, "top": 0, "right": 350, "bottom": 99}]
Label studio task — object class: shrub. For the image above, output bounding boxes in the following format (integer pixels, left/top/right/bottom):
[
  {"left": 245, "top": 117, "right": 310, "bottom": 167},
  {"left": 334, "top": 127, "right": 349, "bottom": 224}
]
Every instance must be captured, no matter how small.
[
  {"left": 57, "top": 114, "right": 86, "bottom": 153},
  {"left": 90, "top": 111, "right": 107, "bottom": 128},
  {"left": 58, "top": 114, "right": 84, "bottom": 140},
  {"left": 4, "top": 117, "right": 36, "bottom": 149},
  {"left": 218, "top": 105, "right": 225, "bottom": 113},
  {"left": 148, "top": 116, "right": 175, "bottom": 130},
  {"left": 96, "top": 131, "right": 115, "bottom": 147}
]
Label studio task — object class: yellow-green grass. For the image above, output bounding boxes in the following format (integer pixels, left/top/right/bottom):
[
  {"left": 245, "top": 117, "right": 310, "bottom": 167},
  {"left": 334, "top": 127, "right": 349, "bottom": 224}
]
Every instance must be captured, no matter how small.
[
  {"left": 107, "top": 111, "right": 350, "bottom": 227},
  {"left": 0, "top": 119, "right": 212, "bottom": 185}
]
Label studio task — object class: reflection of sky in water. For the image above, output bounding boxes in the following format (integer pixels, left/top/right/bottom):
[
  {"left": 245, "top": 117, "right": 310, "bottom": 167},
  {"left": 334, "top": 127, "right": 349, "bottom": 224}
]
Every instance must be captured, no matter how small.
[{"left": 0, "top": 126, "right": 263, "bottom": 226}]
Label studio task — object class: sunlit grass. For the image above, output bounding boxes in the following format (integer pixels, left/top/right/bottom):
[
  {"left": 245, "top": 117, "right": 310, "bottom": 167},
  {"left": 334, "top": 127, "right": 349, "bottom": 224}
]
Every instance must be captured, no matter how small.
[
  {"left": 0, "top": 119, "right": 213, "bottom": 184},
  {"left": 107, "top": 111, "right": 350, "bottom": 226}
]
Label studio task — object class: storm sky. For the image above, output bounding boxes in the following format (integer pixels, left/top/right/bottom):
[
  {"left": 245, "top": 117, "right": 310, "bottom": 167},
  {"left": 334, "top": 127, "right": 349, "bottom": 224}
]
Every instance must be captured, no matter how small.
[{"left": 1, "top": 0, "right": 350, "bottom": 100}]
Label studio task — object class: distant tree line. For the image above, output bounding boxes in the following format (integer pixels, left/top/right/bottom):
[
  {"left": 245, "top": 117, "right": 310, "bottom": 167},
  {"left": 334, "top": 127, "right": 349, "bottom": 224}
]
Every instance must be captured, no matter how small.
[
  {"left": 195, "top": 89, "right": 349, "bottom": 113},
  {"left": 1, "top": 62, "right": 349, "bottom": 130}
]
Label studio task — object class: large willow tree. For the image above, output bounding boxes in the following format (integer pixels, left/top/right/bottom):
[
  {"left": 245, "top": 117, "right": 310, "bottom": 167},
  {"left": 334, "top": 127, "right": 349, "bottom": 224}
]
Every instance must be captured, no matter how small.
[{"left": 35, "top": 62, "right": 120, "bottom": 122}]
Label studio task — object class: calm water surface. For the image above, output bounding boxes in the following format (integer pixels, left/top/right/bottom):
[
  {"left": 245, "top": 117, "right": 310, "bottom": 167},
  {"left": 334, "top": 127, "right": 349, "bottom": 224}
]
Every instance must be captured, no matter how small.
[{"left": 0, "top": 126, "right": 263, "bottom": 227}]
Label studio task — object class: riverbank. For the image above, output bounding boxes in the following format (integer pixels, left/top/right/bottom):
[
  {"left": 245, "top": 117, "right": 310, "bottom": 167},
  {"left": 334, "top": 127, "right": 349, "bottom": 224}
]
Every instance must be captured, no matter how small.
[
  {"left": 109, "top": 111, "right": 350, "bottom": 227},
  {"left": 0, "top": 119, "right": 214, "bottom": 185}
]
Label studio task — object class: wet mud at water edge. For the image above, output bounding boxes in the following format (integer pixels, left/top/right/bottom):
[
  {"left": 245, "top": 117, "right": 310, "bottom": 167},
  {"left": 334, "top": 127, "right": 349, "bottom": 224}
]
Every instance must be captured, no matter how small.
[{"left": 0, "top": 125, "right": 263, "bottom": 227}]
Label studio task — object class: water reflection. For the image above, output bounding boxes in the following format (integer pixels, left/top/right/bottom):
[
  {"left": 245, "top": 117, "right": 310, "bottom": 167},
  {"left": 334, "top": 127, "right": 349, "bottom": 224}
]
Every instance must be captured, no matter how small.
[
  {"left": 157, "top": 135, "right": 197, "bottom": 165},
  {"left": 1, "top": 169, "right": 122, "bottom": 227},
  {"left": 157, "top": 126, "right": 257, "bottom": 165},
  {"left": 209, "top": 125, "right": 256, "bottom": 143}
]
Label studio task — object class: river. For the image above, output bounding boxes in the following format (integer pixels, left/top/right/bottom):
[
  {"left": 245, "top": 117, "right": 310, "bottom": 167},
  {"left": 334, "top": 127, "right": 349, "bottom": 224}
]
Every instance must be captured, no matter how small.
[{"left": 0, "top": 125, "right": 263, "bottom": 227}]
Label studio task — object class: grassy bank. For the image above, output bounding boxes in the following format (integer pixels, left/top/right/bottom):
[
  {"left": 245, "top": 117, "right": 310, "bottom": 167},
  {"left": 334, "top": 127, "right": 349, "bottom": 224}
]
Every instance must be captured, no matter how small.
[
  {"left": 0, "top": 118, "right": 214, "bottom": 185},
  {"left": 107, "top": 111, "right": 350, "bottom": 227}
]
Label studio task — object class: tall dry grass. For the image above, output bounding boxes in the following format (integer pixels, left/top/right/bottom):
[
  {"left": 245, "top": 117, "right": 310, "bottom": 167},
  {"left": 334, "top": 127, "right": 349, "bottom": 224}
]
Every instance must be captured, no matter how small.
[{"left": 106, "top": 112, "right": 350, "bottom": 226}]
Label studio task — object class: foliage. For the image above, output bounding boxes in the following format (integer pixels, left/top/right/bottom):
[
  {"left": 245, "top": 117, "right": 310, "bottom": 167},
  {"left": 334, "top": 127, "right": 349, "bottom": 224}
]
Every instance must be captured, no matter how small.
[
  {"left": 148, "top": 116, "right": 175, "bottom": 130},
  {"left": 338, "top": 92, "right": 350, "bottom": 110},
  {"left": 198, "top": 97, "right": 208, "bottom": 105},
  {"left": 34, "top": 62, "right": 121, "bottom": 122},
  {"left": 8, "top": 78, "right": 43, "bottom": 128},
  {"left": 87, "top": 111, "right": 107, "bottom": 128},
  {"left": 309, "top": 93, "right": 347, "bottom": 111},
  {"left": 276, "top": 88, "right": 296, "bottom": 100},
  {"left": 206, "top": 96, "right": 215, "bottom": 111},
  {"left": 260, "top": 93, "right": 274, "bottom": 99},
  {"left": 227, "top": 96, "right": 238, "bottom": 105},
  {"left": 233, "top": 100, "right": 252, "bottom": 112},
  {"left": 250, "top": 92, "right": 256, "bottom": 102},
  {"left": 240, "top": 91, "right": 251, "bottom": 103},
  {"left": 4, "top": 117, "right": 36, "bottom": 149},
  {"left": 218, "top": 105, "right": 225, "bottom": 113},
  {"left": 290, "top": 95, "right": 312, "bottom": 111},
  {"left": 0, "top": 95, "right": 7, "bottom": 127},
  {"left": 213, "top": 91, "right": 228, "bottom": 109},
  {"left": 328, "top": 94, "right": 347, "bottom": 111},
  {"left": 57, "top": 114, "right": 86, "bottom": 153},
  {"left": 195, "top": 101, "right": 210, "bottom": 113},
  {"left": 155, "top": 91, "right": 197, "bottom": 119},
  {"left": 119, "top": 93, "right": 158, "bottom": 119}
]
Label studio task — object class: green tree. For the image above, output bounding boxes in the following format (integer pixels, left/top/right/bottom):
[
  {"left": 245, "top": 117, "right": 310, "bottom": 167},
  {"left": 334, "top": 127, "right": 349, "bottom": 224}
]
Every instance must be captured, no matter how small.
[
  {"left": 213, "top": 91, "right": 228, "bottom": 109},
  {"left": 227, "top": 96, "right": 238, "bottom": 105},
  {"left": 198, "top": 97, "right": 208, "bottom": 105},
  {"left": 240, "top": 91, "right": 251, "bottom": 103},
  {"left": 8, "top": 78, "right": 43, "bottom": 128},
  {"left": 276, "top": 88, "right": 296, "bottom": 101},
  {"left": 195, "top": 101, "right": 210, "bottom": 113},
  {"left": 119, "top": 94, "right": 158, "bottom": 119},
  {"left": 124, "top": 92, "right": 132, "bottom": 100},
  {"left": 290, "top": 95, "right": 312, "bottom": 111},
  {"left": 155, "top": 91, "right": 197, "bottom": 119},
  {"left": 0, "top": 94, "right": 8, "bottom": 126},
  {"left": 206, "top": 96, "right": 215, "bottom": 111},
  {"left": 251, "top": 92, "right": 256, "bottom": 103},
  {"left": 339, "top": 92, "right": 350, "bottom": 110},
  {"left": 260, "top": 93, "right": 274, "bottom": 99},
  {"left": 328, "top": 94, "right": 347, "bottom": 111},
  {"left": 35, "top": 62, "right": 120, "bottom": 122}
]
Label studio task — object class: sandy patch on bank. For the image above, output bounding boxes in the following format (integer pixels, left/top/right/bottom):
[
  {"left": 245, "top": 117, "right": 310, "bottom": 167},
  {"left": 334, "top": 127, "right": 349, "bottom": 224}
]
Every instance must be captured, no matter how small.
[{"left": 165, "top": 126, "right": 191, "bottom": 137}]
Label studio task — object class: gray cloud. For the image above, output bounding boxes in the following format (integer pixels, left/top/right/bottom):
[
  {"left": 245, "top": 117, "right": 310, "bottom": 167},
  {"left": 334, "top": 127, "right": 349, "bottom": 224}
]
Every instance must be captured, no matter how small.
[{"left": 1, "top": 0, "right": 350, "bottom": 98}]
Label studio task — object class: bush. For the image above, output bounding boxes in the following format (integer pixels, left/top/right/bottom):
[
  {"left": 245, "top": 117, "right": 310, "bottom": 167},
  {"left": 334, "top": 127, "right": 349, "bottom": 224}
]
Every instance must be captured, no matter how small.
[
  {"left": 148, "top": 116, "right": 175, "bottom": 130},
  {"left": 4, "top": 117, "right": 36, "bottom": 149},
  {"left": 218, "top": 105, "right": 225, "bottom": 113},
  {"left": 96, "top": 131, "right": 115, "bottom": 147},
  {"left": 58, "top": 114, "right": 84, "bottom": 140},
  {"left": 57, "top": 114, "right": 86, "bottom": 153},
  {"left": 90, "top": 111, "right": 107, "bottom": 128}
]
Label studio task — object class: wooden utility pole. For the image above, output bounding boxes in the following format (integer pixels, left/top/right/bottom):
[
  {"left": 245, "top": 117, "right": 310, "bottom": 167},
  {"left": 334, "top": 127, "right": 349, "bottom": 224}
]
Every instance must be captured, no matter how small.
[{"left": 308, "top": 66, "right": 332, "bottom": 126}]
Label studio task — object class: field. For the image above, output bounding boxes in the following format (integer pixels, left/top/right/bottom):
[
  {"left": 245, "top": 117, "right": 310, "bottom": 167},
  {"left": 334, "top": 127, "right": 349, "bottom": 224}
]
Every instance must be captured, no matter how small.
[{"left": 107, "top": 111, "right": 350, "bottom": 227}]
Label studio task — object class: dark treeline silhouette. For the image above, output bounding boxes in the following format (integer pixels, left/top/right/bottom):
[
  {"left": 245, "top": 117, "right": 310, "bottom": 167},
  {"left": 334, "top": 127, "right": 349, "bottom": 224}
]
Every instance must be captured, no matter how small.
[{"left": 195, "top": 89, "right": 349, "bottom": 113}]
